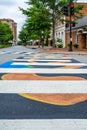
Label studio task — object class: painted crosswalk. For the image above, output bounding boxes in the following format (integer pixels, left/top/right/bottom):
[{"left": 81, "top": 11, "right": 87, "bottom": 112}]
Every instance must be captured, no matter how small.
[
  {"left": 0, "top": 80, "right": 87, "bottom": 93},
  {"left": 0, "top": 50, "right": 34, "bottom": 55},
  {"left": 0, "top": 51, "right": 87, "bottom": 129}
]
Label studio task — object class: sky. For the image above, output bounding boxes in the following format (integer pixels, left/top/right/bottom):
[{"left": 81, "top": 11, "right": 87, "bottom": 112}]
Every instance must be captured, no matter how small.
[
  {"left": 0, "top": 0, "right": 87, "bottom": 35},
  {"left": 0, "top": 0, "right": 28, "bottom": 35}
]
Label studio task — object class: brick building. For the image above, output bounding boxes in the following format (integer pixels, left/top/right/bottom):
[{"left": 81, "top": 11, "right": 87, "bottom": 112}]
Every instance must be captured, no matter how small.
[
  {"left": 65, "top": 3, "right": 87, "bottom": 49},
  {"left": 0, "top": 18, "right": 17, "bottom": 44}
]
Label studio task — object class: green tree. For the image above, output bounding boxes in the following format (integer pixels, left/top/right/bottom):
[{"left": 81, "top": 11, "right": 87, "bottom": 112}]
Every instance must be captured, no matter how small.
[
  {"left": 19, "top": 0, "right": 84, "bottom": 47},
  {"left": 0, "top": 21, "right": 13, "bottom": 43},
  {"left": 18, "top": 25, "right": 28, "bottom": 44},
  {"left": 19, "top": 0, "right": 51, "bottom": 47}
]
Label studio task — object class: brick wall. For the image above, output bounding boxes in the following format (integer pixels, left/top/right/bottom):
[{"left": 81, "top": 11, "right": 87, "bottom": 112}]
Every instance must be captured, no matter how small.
[
  {"left": 65, "top": 30, "right": 76, "bottom": 48},
  {"left": 75, "top": 3, "right": 87, "bottom": 16}
]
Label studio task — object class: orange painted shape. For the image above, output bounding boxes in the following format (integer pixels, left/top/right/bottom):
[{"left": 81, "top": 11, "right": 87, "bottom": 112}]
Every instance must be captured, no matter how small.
[
  {"left": 2, "top": 73, "right": 85, "bottom": 80},
  {"left": 57, "top": 65, "right": 81, "bottom": 69},
  {"left": 19, "top": 93, "right": 87, "bottom": 106}
]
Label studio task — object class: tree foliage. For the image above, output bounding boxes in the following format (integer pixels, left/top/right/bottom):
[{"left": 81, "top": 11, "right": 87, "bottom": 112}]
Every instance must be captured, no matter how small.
[
  {"left": 19, "top": 0, "right": 84, "bottom": 47},
  {"left": 0, "top": 21, "right": 13, "bottom": 43},
  {"left": 19, "top": 0, "right": 51, "bottom": 45}
]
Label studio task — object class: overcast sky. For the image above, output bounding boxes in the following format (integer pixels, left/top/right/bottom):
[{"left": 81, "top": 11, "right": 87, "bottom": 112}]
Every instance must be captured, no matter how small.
[
  {"left": 0, "top": 0, "right": 27, "bottom": 35},
  {"left": 0, "top": 0, "right": 87, "bottom": 35}
]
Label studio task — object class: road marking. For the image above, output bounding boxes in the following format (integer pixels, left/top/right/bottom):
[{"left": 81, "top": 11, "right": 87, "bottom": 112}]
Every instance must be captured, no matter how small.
[
  {"left": 0, "top": 68, "right": 87, "bottom": 73},
  {"left": 12, "top": 59, "right": 72, "bottom": 62},
  {"left": 0, "top": 80, "right": 87, "bottom": 93},
  {"left": 0, "top": 51, "right": 11, "bottom": 54},
  {"left": 11, "top": 62, "right": 87, "bottom": 66},
  {"left": 0, "top": 119, "right": 87, "bottom": 130}
]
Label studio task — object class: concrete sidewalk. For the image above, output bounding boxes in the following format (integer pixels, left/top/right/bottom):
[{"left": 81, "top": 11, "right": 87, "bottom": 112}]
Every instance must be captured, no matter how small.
[
  {"left": 40, "top": 47, "right": 87, "bottom": 55},
  {"left": 26, "top": 45, "right": 87, "bottom": 55}
]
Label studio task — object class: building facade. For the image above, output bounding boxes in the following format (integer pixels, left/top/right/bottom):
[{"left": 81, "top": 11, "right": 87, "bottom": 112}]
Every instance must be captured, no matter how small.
[
  {"left": 55, "top": 17, "right": 65, "bottom": 48},
  {"left": 66, "top": 16, "right": 87, "bottom": 49},
  {"left": 0, "top": 18, "right": 17, "bottom": 44},
  {"left": 55, "top": 2, "right": 87, "bottom": 49}
]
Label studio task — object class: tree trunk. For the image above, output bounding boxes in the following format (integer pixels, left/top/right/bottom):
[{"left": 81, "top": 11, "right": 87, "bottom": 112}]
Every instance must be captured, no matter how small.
[{"left": 52, "top": 9, "right": 55, "bottom": 48}]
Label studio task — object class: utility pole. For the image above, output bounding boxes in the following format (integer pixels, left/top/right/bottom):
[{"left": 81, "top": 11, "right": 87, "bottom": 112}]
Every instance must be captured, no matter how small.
[
  {"left": 63, "top": 0, "right": 75, "bottom": 51},
  {"left": 69, "top": 0, "right": 72, "bottom": 51},
  {"left": 69, "top": 0, "right": 74, "bottom": 51}
]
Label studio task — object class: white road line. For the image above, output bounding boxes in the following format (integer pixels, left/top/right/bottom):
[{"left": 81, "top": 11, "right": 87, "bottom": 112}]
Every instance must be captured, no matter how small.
[
  {"left": 12, "top": 59, "right": 29, "bottom": 61},
  {"left": 11, "top": 62, "right": 87, "bottom": 66},
  {"left": 0, "top": 51, "right": 10, "bottom": 54},
  {"left": 12, "top": 59, "right": 72, "bottom": 62},
  {"left": 0, "top": 68, "right": 87, "bottom": 73},
  {"left": 25, "top": 52, "right": 34, "bottom": 55},
  {"left": 0, "top": 119, "right": 87, "bottom": 130},
  {"left": 0, "top": 80, "right": 87, "bottom": 93},
  {"left": 24, "top": 56, "right": 72, "bottom": 58}
]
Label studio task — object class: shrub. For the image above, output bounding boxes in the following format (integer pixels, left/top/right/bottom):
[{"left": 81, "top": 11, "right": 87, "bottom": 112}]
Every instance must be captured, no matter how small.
[
  {"left": 57, "top": 43, "right": 63, "bottom": 48},
  {"left": 0, "top": 42, "right": 12, "bottom": 48},
  {"left": 56, "top": 38, "right": 63, "bottom": 48},
  {"left": 57, "top": 38, "right": 62, "bottom": 43},
  {"left": 67, "top": 43, "right": 70, "bottom": 47},
  {"left": 17, "top": 41, "right": 22, "bottom": 45},
  {"left": 22, "top": 42, "right": 27, "bottom": 46},
  {"left": 73, "top": 43, "right": 79, "bottom": 48}
]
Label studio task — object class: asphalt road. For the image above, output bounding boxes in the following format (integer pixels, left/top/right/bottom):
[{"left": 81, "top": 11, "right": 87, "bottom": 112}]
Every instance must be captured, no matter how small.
[
  {"left": 71, "top": 55, "right": 87, "bottom": 64},
  {"left": 0, "top": 93, "right": 87, "bottom": 119},
  {"left": 0, "top": 46, "right": 87, "bottom": 129},
  {"left": 0, "top": 45, "right": 38, "bottom": 64}
]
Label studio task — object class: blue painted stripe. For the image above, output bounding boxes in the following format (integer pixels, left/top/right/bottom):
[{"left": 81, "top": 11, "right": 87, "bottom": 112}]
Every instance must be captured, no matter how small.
[
  {"left": 0, "top": 62, "right": 31, "bottom": 68},
  {"left": 0, "top": 62, "right": 12, "bottom": 68}
]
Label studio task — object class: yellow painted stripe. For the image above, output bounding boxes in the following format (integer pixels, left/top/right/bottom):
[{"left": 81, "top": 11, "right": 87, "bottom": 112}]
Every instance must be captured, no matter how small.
[
  {"left": 45, "top": 56, "right": 55, "bottom": 59},
  {"left": 1, "top": 74, "right": 8, "bottom": 80},
  {"left": 19, "top": 93, "right": 70, "bottom": 106}
]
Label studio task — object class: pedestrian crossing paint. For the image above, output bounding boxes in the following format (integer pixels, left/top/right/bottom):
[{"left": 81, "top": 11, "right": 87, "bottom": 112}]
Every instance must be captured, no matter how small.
[
  {"left": 0, "top": 80, "right": 87, "bottom": 93},
  {"left": 1, "top": 52, "right": 87, "bottom": 121},
  {"left": 0, "top": 51, "right": 34, "bottom": 55},
  {"left": 0, "top": 119, "right": 87, "bottom": 130},
  {"left": 12, "top": 59, "right": 72, "bottom": 62},
  {"left": 0, "top": 62, "right": 31, "bottom": 68},
  {"left": 1, "top": 68, "right": 87, "bottom": 73},
  {"left": 11, "top": 62, "right": 87, "bottom": 66}
]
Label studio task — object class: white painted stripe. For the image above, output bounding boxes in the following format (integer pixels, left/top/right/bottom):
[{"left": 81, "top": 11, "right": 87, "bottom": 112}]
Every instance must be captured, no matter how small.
[
  {"left": 0, "top": 68, "right": 87, "bottom": 73},
  {"left": 0, "top": 80, "right": 87, "bottom": 93},
  {"left": 0, "top": 51, "right": 10, "bottom": 54},
  {"left": 25, "top": 52, "right": 34, "bottom": 54},
  {"left": 14, "top": 52, "right": 21, "bottom": 54},
  {"left": 12, "top": 59, "right": 72, "bottom": 62},
  {"left": 0, "top": 119, "right": 86, "bottom": 130},
  {"left": 12, "top": 59, "right": 29, "bottom": 61},
  {"left": 11, "top": 62, "right": 87, "bottom": 66}
]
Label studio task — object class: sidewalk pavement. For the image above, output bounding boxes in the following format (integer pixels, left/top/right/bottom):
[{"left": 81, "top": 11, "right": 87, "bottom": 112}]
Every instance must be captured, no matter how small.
[
  {"left": 26, "top": 45, "right": 87, "bottom": 55},
  {"left": 40, "top": 47, "right": 87, "bottom": 55}
]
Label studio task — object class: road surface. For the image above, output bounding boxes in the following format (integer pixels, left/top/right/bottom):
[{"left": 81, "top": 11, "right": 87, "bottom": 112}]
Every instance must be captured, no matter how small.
[{"left": 0, "top": 46, "right": 87, "bottom": 129}]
